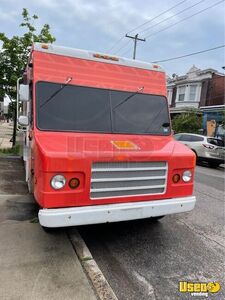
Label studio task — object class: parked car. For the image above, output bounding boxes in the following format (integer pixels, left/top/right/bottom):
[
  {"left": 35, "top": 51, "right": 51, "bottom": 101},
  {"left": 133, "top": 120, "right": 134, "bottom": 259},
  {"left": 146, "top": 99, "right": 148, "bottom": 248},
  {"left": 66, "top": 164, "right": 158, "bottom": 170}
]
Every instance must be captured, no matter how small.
[{"left": 174, "top": 133, "right": 225, "bottom": 167}]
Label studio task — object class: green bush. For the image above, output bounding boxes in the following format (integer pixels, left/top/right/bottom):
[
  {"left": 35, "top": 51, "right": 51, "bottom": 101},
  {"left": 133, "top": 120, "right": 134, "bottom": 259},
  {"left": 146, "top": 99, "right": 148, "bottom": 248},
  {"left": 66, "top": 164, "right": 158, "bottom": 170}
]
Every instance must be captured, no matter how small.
[{"left": 172, "top": 110, "right": 202, "bottom": 134}]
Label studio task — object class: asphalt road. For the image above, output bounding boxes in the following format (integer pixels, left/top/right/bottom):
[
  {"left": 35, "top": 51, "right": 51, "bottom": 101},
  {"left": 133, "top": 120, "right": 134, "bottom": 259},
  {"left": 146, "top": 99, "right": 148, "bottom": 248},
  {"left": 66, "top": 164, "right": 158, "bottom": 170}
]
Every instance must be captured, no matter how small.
[
  {"left": 1, "top": 156, "right": 223, "bottom": 299},
  {"left": 79, "top": 165, "right": 225, "bottom": 300}
]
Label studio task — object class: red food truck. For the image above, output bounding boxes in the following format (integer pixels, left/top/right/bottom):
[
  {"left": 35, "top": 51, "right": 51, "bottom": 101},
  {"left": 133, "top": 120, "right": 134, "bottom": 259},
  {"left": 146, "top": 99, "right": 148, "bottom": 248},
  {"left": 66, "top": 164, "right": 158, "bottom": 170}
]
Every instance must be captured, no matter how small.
[{"left": 17, "top": 43, "right": 196, "bottom": 228}]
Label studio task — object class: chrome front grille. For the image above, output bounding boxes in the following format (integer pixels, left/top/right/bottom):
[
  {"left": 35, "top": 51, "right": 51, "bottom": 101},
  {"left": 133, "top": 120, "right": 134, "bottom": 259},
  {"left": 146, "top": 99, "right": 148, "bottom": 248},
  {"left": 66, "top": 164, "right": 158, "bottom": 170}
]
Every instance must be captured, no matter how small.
[{"left": 90, "top": 161, "right": 168, "bottom": 199}]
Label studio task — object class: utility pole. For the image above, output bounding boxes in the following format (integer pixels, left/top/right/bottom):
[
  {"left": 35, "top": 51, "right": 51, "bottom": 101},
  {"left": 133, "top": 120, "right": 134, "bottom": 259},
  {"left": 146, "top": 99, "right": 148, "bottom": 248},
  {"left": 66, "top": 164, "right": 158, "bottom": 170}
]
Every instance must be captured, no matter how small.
[{"left": 125, "top": 34, "right": 146, "bottom": 60}]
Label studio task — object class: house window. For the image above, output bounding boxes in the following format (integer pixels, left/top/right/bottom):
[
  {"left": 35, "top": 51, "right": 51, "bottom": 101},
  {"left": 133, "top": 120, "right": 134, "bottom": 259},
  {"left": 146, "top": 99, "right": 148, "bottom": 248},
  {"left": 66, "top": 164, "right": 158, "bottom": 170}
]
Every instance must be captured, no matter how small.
[
  {"left": 167, "top": 89, "right": 173, "bottom": 105},
  {"left": 189, "top": 85, "right": 197, "bottom": 101},
  {"left": 178, "top": 86, "right": 185, "bottom": 101}
]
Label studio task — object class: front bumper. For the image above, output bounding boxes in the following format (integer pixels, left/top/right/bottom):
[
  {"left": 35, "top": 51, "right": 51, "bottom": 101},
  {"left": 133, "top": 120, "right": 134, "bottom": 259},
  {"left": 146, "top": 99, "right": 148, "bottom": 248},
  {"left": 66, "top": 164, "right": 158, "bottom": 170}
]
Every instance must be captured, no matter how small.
[
  {"left": 38, "top": 196, "right": 196, "bottom": 228},
  {"left": 199, "top": 149, "right": 225, "bottom": 163}
]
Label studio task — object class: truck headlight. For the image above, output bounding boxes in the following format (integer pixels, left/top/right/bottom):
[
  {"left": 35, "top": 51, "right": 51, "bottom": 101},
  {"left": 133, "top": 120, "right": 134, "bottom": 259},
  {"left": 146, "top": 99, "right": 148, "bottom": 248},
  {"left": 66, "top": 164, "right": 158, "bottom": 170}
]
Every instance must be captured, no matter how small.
[
  {"left": 182, "top": 170, "right": 192, "bottom": 182},
  {"left": 51, "top": 175, "right": 66, "bottom": 190}
]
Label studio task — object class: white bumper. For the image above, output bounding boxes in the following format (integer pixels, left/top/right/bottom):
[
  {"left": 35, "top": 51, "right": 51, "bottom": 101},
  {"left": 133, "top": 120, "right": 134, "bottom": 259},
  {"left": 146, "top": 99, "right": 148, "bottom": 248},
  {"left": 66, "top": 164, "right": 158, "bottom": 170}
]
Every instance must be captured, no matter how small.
[{"left": 38, "top": 196, "right": 196, "bottom": 228}]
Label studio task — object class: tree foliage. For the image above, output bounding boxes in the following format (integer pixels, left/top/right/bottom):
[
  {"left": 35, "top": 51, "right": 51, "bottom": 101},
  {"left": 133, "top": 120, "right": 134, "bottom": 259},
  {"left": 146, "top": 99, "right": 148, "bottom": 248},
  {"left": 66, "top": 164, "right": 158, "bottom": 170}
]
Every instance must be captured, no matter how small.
[
  {"left": 4, "top": 102, "right": 14, "bottom": 119},
  {"left": 172, "top": 110, "right": 202, "bottom": 134},
  {"left": 0, "top": 8, "right": 56, "bottom": 102}
]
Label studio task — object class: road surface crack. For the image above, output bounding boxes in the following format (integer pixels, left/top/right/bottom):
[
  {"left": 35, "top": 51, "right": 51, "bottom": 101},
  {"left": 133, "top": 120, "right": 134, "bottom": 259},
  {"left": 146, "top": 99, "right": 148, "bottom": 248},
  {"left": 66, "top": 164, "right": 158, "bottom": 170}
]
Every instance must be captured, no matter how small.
[
  {"left": 178, "top": 219, "right": 225, "bottom": 249},
  {"left": 133, "top": 271, "right": 158, "bottom": 300},
  {"left": 194, "top": 189, "right": 224, "bottom": 202}
]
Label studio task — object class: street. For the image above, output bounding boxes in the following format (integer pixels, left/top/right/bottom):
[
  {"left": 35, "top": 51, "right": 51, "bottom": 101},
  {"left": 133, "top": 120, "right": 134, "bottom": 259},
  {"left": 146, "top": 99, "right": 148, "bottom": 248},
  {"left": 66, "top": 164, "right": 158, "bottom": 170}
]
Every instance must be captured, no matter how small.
[
  {"left": 0, "top": 158, "right": 97, "bottom": 300},
  {"left": 0, "top": 157, "right": 224, "bottom": 299},
  {"left": 1, "top": 2, "right": 225, "bottom": 300},
  {"left": 79, "top": 165, "right": 225, "bottom": 300}
]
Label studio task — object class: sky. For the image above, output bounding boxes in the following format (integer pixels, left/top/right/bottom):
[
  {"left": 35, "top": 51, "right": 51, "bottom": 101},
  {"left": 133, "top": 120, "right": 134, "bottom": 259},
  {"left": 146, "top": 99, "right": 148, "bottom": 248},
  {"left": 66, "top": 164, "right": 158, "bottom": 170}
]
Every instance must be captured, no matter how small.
[{"left": 0, "top": 0, "right": 224, "bottom": 79}]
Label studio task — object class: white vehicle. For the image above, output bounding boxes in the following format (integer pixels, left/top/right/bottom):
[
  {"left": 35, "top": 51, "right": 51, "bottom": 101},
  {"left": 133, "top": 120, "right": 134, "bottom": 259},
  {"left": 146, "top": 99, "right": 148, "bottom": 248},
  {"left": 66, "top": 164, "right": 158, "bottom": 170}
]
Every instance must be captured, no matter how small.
[{"left": 174, "top": 133, "right": 225, "bottom": 168}]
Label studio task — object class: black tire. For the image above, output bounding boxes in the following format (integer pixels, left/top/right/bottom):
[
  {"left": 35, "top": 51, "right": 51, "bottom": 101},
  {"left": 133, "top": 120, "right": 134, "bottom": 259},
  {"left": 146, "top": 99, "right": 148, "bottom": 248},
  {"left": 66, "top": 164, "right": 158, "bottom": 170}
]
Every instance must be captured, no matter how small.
[
  {"left": 151, "top": 215, "right": 165, "bottom": 221},
  {"left": 41, "top": 226, "right": 58, "bottom": 233},
  {"left": 208, "top": 162, "right": 220, "bottom": 168},
  {"left": 191, "top": 149, "right": 198, "bottom": 162}
]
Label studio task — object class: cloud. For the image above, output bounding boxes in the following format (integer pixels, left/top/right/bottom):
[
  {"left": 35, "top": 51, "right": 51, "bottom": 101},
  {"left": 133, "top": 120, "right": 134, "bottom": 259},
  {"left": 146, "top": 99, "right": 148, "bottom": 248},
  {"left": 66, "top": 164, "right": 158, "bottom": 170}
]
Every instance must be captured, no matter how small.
[
  {"left": 0, "top": 9, "right": 17, "bottom": 20},
  {"left": 0, "top": 0, "right": 224, "bottom": 75}
]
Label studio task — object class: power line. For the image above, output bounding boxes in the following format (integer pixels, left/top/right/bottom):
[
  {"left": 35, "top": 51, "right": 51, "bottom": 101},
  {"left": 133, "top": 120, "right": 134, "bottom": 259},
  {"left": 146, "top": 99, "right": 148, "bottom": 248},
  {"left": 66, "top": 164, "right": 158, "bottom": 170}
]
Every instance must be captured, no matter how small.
[
  {"left": 145, "top": 0, "right": 225, "bottom": 39},
  {"left": 139, "top": 0, "right": 206, "bottom": 36},
  {"left": 120, "top": 46, "right": 133, "bottom": 57},
  {"left": 114, "top": 39, "right": 132, "bottom": 55},
  {"left": 112, "top": 0, "right": 224, "bottom": 58},
  {"left": 152, "top": 45, "right": 225, "bottom": 63},
  {"left": 126, "top": 0, "right": 189, "bottom": 34},
  {"left": 115, "top": 0, "right": 220, "bottom": 56},
  {"left": 107, "top": 36, "right": 125, "bottom": 53},
  {"left": 106, "top": 0, "right": 189, "bottom": 53},
  {"left": 116, "top": 0, "right": 206, "bottom": 55}
]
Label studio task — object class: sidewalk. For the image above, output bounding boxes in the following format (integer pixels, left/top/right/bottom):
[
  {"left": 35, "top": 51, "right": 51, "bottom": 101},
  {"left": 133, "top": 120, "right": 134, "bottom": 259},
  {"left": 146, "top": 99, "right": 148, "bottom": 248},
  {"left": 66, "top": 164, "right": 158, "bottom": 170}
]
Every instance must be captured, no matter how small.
[
  {"left": 0, "top": 157, "right": 97, "bottom": 300},
  {"left": 0, "top": 122, "right": 13, "bottom": 149}
]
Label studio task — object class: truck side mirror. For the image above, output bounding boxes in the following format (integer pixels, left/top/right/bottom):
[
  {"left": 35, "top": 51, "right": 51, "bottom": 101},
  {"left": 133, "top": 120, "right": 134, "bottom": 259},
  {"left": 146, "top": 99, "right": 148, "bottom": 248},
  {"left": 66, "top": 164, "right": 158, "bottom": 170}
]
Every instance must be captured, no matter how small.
[
  {"left": 18, "top": 116, "right": 29, "bottom": 127},
  {"left": 19, "top": 84, "right": 29, "bottom": 101}
]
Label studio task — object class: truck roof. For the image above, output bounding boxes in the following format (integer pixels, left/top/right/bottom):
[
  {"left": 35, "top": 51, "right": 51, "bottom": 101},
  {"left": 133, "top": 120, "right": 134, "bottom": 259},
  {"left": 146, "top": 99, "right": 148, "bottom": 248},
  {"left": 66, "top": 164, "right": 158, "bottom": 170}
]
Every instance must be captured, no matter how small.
[{"left": 33, "top": 43, "right": 164, "bottom": 73}]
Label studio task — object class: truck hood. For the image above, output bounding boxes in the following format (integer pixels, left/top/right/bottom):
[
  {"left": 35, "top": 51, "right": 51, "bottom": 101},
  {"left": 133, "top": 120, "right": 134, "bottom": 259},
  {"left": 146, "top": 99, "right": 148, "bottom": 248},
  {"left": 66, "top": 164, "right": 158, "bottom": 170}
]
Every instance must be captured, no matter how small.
[
  {"left": 34, "top": 131, "right": 194, "bottom": 171},
  {"left": 35, "top": 131, "right": 177, "bottom": 156}
]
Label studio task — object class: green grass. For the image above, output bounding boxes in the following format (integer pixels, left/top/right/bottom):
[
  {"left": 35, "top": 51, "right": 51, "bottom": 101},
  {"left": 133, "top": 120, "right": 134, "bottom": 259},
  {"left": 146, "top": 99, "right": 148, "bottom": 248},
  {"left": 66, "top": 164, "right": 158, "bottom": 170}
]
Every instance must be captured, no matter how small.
[
  {"left": 81, "top": 256, "right": 93, "bottom": 262},
  {"left": 0, "top": 144, "right": 20, "bottom": 156},
  {"left": 30, "top": 217, "right": 39, "bottom": 224}
]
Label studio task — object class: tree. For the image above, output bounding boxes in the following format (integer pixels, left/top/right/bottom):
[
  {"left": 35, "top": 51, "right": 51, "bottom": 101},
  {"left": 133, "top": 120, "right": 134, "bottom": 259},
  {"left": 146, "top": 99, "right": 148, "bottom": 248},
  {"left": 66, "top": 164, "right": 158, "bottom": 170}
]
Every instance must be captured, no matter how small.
[
  {"left": 172, "top": 110, "right": 202, "bottom": 134},
  {"left": 5, "top": 102, "right": 14, "bottom": 120},
  {"left": 0, "top": 8, "right": 56, "bottom": 146}
]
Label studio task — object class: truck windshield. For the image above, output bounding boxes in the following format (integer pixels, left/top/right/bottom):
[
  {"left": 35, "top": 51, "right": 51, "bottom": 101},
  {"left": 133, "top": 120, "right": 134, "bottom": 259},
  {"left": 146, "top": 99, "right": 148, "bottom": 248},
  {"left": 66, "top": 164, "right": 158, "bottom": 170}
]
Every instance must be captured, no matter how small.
[{"left": 36, "top": 81, "right": 170, "bottom": 135}]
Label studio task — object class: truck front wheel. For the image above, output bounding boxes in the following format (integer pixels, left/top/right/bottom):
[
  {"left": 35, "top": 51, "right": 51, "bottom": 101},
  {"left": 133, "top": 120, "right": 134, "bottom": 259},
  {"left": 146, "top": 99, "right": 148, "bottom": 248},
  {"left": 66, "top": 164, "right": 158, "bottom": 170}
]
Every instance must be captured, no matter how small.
[
  {"left": 151, "top": 215, "right": 165, "bottom": 221},
  {"left": 41, "top": 226, "right": 60, "bottom": 233}
]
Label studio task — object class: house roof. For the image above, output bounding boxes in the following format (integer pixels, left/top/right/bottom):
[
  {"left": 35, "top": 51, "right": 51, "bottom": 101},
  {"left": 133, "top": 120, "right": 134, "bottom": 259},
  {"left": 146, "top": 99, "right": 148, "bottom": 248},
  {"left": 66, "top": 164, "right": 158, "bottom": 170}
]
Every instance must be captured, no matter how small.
[{"left": 167, "top": 65, "right": 224, "bottom": 85}]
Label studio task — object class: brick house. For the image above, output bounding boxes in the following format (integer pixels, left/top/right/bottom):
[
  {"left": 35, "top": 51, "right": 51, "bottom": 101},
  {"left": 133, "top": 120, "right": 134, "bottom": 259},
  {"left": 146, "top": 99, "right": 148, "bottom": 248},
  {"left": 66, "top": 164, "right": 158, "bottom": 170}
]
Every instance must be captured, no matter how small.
[
  {"left": 167, "top": 65, "right": 224, "bottom": 110},
  {"left": 167, "top": 65, "right": 225, "bottom": 137}
]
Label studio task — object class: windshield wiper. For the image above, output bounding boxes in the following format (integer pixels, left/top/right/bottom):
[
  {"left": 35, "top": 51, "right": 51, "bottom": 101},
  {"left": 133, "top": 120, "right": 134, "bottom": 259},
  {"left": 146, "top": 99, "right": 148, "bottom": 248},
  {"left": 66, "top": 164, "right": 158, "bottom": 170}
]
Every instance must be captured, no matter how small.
[
  {"left": 144, "top": 105, "right": 170, "bottom": 133},
  {"left": 40, "top": 77, "right": 73, "bottom": 108},
  {"left": 113, "top": 86, "right": 144, "bottom": 111}
]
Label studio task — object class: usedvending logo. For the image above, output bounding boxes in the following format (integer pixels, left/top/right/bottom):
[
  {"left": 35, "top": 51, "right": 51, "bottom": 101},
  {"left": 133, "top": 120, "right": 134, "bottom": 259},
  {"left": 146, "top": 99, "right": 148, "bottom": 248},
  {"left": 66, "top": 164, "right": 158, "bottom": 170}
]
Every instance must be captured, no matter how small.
[{"left": 179, "top": 281, "right": 221, "bottom": 297}]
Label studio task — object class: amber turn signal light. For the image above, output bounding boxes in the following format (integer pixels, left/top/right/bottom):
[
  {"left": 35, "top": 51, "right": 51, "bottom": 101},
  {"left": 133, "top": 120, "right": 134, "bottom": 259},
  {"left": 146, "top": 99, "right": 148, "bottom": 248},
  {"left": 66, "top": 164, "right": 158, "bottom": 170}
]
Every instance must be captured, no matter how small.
[
  {"left": 172, "top": 174, "right": 180, "bottom": 183},
  {"left": 41, "top": 44, "right": 49, "bottom": 49},
  {"left": 69, "top": 178, "right": 80, "bottom": 189}
]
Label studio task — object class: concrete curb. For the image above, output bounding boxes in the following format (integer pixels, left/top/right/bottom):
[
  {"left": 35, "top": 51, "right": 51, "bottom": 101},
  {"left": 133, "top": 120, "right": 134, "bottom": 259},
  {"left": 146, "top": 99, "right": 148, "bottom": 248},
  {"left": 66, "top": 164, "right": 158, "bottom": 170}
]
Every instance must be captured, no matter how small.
[{"left": 68, "top": 228, "right": 118, "bottom": 300}]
